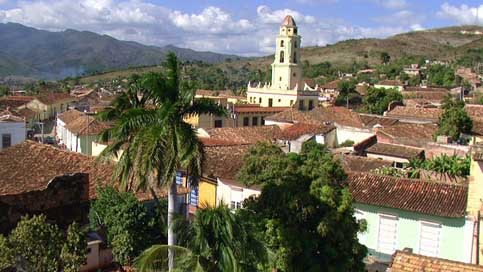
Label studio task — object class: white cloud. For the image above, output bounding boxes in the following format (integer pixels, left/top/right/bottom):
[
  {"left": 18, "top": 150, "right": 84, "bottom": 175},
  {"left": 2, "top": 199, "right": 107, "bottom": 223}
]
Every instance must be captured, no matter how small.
[
  {"left": 368, "top": 0, "right": 407, "bottom": 9},
  {"left": 437, "top": 3, "right": 483, "bottom": 25},
  {"left": 373, "top": 10, "right": 424, "bottom": 27},
  {"left": 0, "top": 1, "right": 421, "bottom": 56}
]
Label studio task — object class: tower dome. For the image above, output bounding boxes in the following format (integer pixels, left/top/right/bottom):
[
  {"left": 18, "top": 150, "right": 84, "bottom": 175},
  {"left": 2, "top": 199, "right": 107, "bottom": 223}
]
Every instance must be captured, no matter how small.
[{"left": 282, "top": 15, "right": 296, "bottom": 27}]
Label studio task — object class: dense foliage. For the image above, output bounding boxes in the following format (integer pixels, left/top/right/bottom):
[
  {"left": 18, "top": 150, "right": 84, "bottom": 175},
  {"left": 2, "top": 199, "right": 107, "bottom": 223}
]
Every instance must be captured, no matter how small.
[
  {"left": 237, "top": 142, "right": 367, "bottom": 271},
  {"left": 136, "top": 204, "right": 267, "bottom": 272},
  {"left": 361, "top": 87, "right": 403, "bottom": 115},
  {"left": 427, "top": 64, "right": 456, "bottom": 87},
  {"left": 437, "top": 96, "right": 473, "bottom": 140},
  {"left": 334, "top": 80, "right": 363, "bottom": 107},
  {"left": 0, "top": 215, "right": 86, "bottom": 272},
  {"left": 89, "top": 186, "right": 164, "bottom": 265}
]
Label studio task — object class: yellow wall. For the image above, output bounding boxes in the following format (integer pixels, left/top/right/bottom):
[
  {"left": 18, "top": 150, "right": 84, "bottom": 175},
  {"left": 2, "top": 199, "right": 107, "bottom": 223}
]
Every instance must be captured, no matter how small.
[
  {"left": 198, "top": 178, "right": 217, "bottom": 207},
  {"left": 468, "top": 157, "right": 483, "bottom": 216},
  {"left": 23, "top": 99, "right": 75, "bottom": 120}
]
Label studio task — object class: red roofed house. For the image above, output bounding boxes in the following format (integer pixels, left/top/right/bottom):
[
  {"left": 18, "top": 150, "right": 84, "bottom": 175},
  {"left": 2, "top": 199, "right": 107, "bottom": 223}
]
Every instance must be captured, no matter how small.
[
  {"left": 19, "top": 92, "right": 76, "bottom": 121},
  {"left": 348, "top": 172, "right": 475, "bottom": 265},
  {"left": 0, "top": 109, "right": 26, "bottom": 149}
]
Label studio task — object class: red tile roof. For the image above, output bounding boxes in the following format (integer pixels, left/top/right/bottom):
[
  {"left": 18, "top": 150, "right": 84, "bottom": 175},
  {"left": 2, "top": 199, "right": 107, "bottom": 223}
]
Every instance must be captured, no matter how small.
[
  {"left": 64, "top": 115, "right": 111, "bottom": 136},
  {"left": 57, "top": 109, "right": 84, "bottom": 124},
  {"left": 0, "top": 96, "right": 34, "bottom": 108},
  {"left": 0, "top": 109, "right": 24, "bottom": 122},
  {"left": 279, "top": 123, "right": 335, "bottom": 140},
  {"left": 359, "top": 114, "right": 399, "bottom": 128},
  {"left": 203, "top": 144, "right": 251, "bottom": 180},
  {"left": 404, "top": 86, "right": 449, "bottom": 92},
  {"left": 336, "top": 154, "right": 392, "bottom": 173},
  {"left": 378, "top": 79, "right": 404, "bottom": 86},
  {"left": 266, "top": 107, "right": 364, "bottom": 128},
  {"left": 205, "top": 125, "right": 281, "bottom": 144},
  {"left": 0, "top": 141, "right": 180, "bottom": 200},
  {"left": 389, "top": 250, "right": 483, "bottom": 272},
  {"left": 377, "top": 122, "right": 437, "bottom": 146},
  {"left": 366, "top": 143, "right": 424, "bottom": 159},
  {"left": 348, "top": 172, "right": 468, "bottom": 217},
  {"left": 35, "top": 93, "right": 76, "bottom": 105},
  {"left": 386, "top": 106, "right": 442, "bottom": 122},
  {"left": 465, "top": 104, "right": 483, "bottom": 119}
]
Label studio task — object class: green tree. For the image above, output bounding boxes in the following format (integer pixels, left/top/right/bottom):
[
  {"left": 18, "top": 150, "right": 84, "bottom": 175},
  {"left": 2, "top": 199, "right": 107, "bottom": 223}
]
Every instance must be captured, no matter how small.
[
  {"left": 362, "top": 87, "right": 403, "bottom": 115},
  {"left": 380, "top": 52, "right": 391, "bottom": 64},
  {"left": 437, "top": 96, "right": 473, "bottom": 140},
  {"left": 98, "top": 52, "right": 226, "bottom": 267},
  {"left": 427, "top": 64, "right": 455, "bottom": 87},
  {"left": 89, "top": 186, "right": 161, "bottom": 265},
  {"left": 7, "top": 215, "right": 63, "bottom": 272},
  {"left": 135, "top": 204, "right": 266, "bottom": 272},
  {"left": 61, "top": 222, "right": 88, "bottom": 272},
  {"left": 0, "top": 235, "right": 13, "bottom": 270},
  {"left": 237, "top": 142, "right": 367, "bottom": 271}
]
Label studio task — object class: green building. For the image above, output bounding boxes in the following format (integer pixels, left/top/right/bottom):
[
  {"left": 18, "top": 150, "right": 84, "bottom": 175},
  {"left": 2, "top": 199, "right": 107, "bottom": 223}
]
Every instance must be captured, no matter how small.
[{"left": 348, "top": 173, "right": 474, "bottom": 263}]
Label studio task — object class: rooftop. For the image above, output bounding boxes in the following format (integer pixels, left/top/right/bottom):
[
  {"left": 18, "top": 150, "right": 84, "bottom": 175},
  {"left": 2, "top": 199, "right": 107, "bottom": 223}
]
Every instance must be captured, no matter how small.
[
  {"left": 366, "top": 143, "right": 424, "bottom": 159},
  {"left": 64, "top": 115, "right": 111, "bottom": 136},
  {"left": 233, "top": 104, "right": 290, "bottom": 114},
  {"left": 359, "top": 113, "right": 399, "bottom": 128},
  {"left": 36, "top": 92, "right": 76, "bottom": 105},
  {"left": 282, "top": 15, "right": 296, "bottom": 27},
  {"left": 377, "top": 122, "right": 438, "bottom": 146},
  {"left": 57, "top": 109, "right": 84, "bottom": 124},
  {"left": 204, "top": 125, "right": 281, "bottom": 144},
  {"left": 377, "top": 79, "right": 404, "bottom": 86},
  {"left": 0, "top": 109, "right": 24, "bottom": 122},
  {"left": 203, "top": 144, "right": 251, "bottom": 180},
  {"left": 389, "top": 250, "right": 483, "bottom": 272},
  {"left": 386, "top": 106, "right": 442, "bottom": 122},
  {"left": 348, "top": 172, "right": 468, "bottom": 218},
  {"left": 0, "top": 96, "right": 34, "bottom": 109},
  {"left": 279, "top": 123, "right": 335, "bottom": 140},
  {"left": 266, "top": 107, "right": 364, "bottom": 128},
  {"left": 336, "top": 154, "right": 392, "bottom": 173}
]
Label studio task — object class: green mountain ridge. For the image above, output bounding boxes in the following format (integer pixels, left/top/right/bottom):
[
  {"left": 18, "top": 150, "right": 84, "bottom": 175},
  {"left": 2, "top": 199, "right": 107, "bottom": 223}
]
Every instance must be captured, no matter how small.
[{"left": 0, "top": 22, "right": 242, "bottom": 80}]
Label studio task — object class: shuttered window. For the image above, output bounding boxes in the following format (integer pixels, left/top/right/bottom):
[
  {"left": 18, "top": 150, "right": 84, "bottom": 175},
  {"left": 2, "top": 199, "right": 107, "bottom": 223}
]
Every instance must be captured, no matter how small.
[
  {"left": 419, "top": 221, "right": 441, "bottom": 257},
  {"left": 377, "top": 214, "right": 398, "bottom": 255},
  {"left": 230, "top": 188, "right": 243, "bottom": 210}
]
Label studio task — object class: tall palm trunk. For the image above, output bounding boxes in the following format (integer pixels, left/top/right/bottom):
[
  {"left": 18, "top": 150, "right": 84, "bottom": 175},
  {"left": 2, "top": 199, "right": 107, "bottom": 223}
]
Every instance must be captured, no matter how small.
[{"left": 168, "top": 181, "right": 177, "bottom": 270}]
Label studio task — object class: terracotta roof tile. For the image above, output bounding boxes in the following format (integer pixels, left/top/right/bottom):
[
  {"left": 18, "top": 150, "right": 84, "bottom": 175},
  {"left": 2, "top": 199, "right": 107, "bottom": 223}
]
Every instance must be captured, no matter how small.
[
  {"left": 321, "top": 79, "right": 341, "bottom": 90},
  {"left": 386, "top": 106, "right": 442, "bottom": 122},
  {"left": 279, "top": 123, "right": 335, "bottom": 140},
  {"left": 402, "top": 91, "right": 449, "bottom": 102},
  {"left": 466, "top": 104, "right": 483, "bottom": 119},
  {"left": 202, "top": 144, "right": 251, "bottom": 180},
  {"left": 0, "top": 96, "right": 34, "bottom": 108},
  {"left": 378, "top": 79, "right": 404, "bottom": 86},
  {"left": 15, "top": 108, "right": 36, "bottom": 119},
  {"left": 389, "top": 250, "right": 483, "bottom": 272},
  {"left": 359, "top": 114, "right": 399, "bottom": 128},
  {"left": 377, "top": 122, "right": 437, "bottom": 146},
  {"left": 266, "top": 107, "right": 364, "bottom": 128},
  {"left": 366, "top": 143, "right": 424, "bottom": 159},
  {"left": 404, "top": 86, "right": 449, "bottom": 92},
  {"left": 205, "top": 126, "right": 281, "bottom": 144},
  {"left": 64, "top": 115, "right": 111, "bottom": 136},
  {"left": 0, "top": 109, "right": 24, "bottom": 122},
  {"left": 0, "top": 141, "right": 178, "bottom": 201},
  {"left": 57, "top": 109, "right": 84, "bottom": 124},
  {"left": 35, "top": 93, "right": 76, "bottom": 105},
  {"left": 348, "top": 172, "right": 468, "bottom": 217},
  {"left": 336, "top": 154, "right": 392, "bottom": 173}
]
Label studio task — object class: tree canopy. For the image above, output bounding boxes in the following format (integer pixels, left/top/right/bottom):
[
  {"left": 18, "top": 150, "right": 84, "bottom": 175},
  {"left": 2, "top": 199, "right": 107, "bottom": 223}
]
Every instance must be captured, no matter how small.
[
  {"left": 362, "top": 87, "right": 403, "bottom": 115},
  {"left": 437, "top": 96, "right": 473, "bottom": 141},
  {"left": 237, "top": 141, "right": 367, "bottom": 271}
]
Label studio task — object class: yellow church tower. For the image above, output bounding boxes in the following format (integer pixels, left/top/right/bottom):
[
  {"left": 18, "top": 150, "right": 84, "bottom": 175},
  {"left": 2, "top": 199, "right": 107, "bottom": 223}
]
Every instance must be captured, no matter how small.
[{"left": 247, "top": 15, "right": 319, "bottom": 111}]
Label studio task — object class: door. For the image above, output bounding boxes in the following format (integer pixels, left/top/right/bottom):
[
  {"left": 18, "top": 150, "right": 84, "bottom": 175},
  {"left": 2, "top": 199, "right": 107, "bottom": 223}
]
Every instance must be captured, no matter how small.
[
  {"left": 377, "top": 214, "right": 398, "bottom": 255},
  {"left": 268, "top": 98, "right": 273, "bottom": 107},
  {"left": 419, "top": 221, "right": 441, "bottom": 257}
]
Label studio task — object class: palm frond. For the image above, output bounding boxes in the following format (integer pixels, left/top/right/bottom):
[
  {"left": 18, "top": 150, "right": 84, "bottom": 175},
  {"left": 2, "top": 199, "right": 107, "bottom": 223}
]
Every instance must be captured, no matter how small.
[{"left": 134, "top": 245, "right": 202, "bottom": 272}]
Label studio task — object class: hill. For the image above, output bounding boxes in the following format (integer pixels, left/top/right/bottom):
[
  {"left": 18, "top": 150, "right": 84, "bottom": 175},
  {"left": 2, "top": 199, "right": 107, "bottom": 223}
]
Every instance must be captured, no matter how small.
[
  {"left": 79, "top": 25, "right": 483, "bottom": 86},
  {"left": 0, "top": 23, "right": 241, "bottom": 80}
]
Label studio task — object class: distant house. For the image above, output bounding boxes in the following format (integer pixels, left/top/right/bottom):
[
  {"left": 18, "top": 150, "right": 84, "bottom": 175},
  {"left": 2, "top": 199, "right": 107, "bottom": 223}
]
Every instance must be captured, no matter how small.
[
  {"left": 375, "top": 80, "right": 405, "bottom": 92},
  {"left": 388, "top": 249, "right": 483, "bottom": 272},
  {"left": 57, "top": 110, "right": 110, "bottom": 155},
  {"left": 0, "top": 109, "right": 26, "bottom": 149},
  {"left": 277, "top": 122, "right": 336, "bottom": 151},
  {"left": 385, "top": 106, "right": 441, "bottom": 123},
  {"left": 348, "top": 172, "right": 474, "bottom": 264},
  {"left": 336, "top": 154, "right": 392, "bottom": 173},
  {"left": 374, "top": 122, "right": 438, "bottom": 148},
  {"left": 403, "top": 64, "right": 420, "bottom": 77},
  {"left": 365, "top": 142, "right": 424, "bottom": 168},
  {"left": 20, "top": 93, "right": 76, "bottom": 120}
]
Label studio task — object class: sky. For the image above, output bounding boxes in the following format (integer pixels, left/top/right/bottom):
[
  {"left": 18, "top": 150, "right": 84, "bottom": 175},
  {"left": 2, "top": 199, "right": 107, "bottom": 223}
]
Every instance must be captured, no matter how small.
[{"left": 0, "top": 0, "right": 482, "bottom": 56}]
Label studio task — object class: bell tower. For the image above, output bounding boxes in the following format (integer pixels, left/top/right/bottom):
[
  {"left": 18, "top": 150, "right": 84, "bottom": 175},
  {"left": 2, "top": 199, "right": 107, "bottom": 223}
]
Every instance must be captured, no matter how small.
[{"left": 271, "top": 15, "right": 303, "bottom": 90}]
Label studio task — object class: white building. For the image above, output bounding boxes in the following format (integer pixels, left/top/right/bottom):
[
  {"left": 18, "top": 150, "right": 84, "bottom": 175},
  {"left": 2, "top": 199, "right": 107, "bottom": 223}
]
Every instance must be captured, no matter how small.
[
  {"left": 247, "top": 15, "right": 319, "bottom": 110},
  {"left": 0, "top": 109, "right": 26, "bottom": 149}
]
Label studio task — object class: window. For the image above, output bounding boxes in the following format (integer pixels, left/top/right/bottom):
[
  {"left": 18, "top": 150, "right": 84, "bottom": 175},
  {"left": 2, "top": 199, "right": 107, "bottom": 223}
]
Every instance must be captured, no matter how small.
[
  {"left": 293, "top": 73, "right": 296, "bottom": 77},
  {"left": 268, "top": 98, "right": 273, "bottom": 107},
  {"left": 243, "top": 117, "right": 249, "bottom": 126},
  {"left": 280, "top": 51, "right": 285, "bottom": 63},
  {"left": 279, "top": 77, "right": 282, "bottom": 81},
  {"left": 259, "top": 97, "right": 262, "bottom": 104},
  {"left": 294, "top": 28, "right": 298, "bottom": 34},
  {"left": 294, "top": 40, "right": 298, "bottom": 47},
  {"left": 293, "top": 52, "right": 297, "bottom": 63},
  {"left": 261, "top": 117, "right": 265, "bottom": 125},
  {"left": 308, "top": 100, "right": 314, "bottom": 110},
  {"left": 280, "top": 40, "right": 284, "bottom": 47},
  {"left": 393, "top": 162, "right": 405, "bottom": 169},
  {"left": 252, "top": 117, "right": 258, "bottom": 126},
  {"left": 377, "top": 214, "right": 398, "bottom": 255},
  {"left": 214, "top": 120, "right": 223, "bottom": 128},
  {"left": 278, "top": 99, "right": 281, "bottom": 102},
  {"left": 298, "top": 100, "right": 305, "bottom": 110},
  {"left": 290, "top": 100, "right": 294, "bottom": 106},
  {"left": 2, "top": 134, "right": 11, "bottom": 148},
  {"left": 230, "top": 188, "right": 243, "bottom": 210},
  {"left": 419, "top": 221, "right": 441, "bottom": 257}
]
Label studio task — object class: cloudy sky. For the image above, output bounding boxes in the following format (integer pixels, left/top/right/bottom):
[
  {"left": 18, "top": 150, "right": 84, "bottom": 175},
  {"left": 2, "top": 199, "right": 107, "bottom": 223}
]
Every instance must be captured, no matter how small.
[{"left": 0, "top": 0, "right": 482, "bottom": 56}]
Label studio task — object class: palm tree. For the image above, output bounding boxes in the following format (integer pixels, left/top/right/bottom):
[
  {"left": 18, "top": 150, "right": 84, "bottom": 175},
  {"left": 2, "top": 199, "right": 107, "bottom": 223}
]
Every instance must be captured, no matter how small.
[
  {"left": 135, "top": 204, "right": 267, "bottom": 272},
  {"left": 98, "top": 52, "right": 226, "bottom": 265}
]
